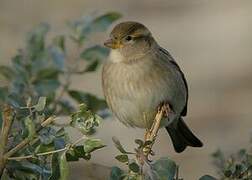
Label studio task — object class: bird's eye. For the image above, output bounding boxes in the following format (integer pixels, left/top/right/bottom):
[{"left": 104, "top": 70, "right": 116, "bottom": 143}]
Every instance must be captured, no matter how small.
[{"left": 125, "top": 35, "right": 132, "bottom": 41}]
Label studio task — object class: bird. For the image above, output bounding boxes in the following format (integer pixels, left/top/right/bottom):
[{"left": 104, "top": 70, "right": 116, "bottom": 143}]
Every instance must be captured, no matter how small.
[{"left": 102, "top": 21, "right": 203, "bottom": 153}]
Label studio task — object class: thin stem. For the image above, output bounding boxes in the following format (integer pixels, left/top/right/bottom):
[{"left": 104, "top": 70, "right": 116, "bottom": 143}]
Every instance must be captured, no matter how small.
[
  {"left": 142, "top": 104, "right": 167, "bottom": 157},
  {"left": 7, "top": 136, "right": 86, "bottom": 161},
  {"left": 4, "top": 116, "right": 56, "bottom": 159},
  {"left": 175, "top": 165, "right": 179, "bottom": 180},
  {"left": 7, "top": 148, "right": 67, "bottom": 161},
  {"left": 0, "top": 105, "right": 14, "bottom": 177}
]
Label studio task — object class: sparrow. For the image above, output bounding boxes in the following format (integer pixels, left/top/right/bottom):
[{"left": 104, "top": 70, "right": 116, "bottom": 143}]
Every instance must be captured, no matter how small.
[{"left": 102, "top": 21, "right": 203, "bottom": 153}]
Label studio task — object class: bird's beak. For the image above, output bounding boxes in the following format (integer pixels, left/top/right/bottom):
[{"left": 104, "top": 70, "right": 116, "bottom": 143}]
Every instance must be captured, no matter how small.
[{"left": 104, "top": 39, "right": 122, "bottom": 49}]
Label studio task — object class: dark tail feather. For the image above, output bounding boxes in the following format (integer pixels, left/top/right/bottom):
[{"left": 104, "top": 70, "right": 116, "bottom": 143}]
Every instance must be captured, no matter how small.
[{"left": 166, "top": 117, "right": 203, "bottom": 153}]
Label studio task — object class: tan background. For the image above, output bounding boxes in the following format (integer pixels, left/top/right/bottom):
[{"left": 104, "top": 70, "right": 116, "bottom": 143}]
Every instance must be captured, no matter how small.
[{"left": 1, "top": 0, "right": 252, "bottom": 179}]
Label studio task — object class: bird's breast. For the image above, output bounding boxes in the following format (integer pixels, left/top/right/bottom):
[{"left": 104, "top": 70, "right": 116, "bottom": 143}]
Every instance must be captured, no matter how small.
[
  {"left": 102, "top": 51, "right": 185, "bottom": 128},
  {"left": 102, "top": 54, "right": 176, "bottom": 128}
]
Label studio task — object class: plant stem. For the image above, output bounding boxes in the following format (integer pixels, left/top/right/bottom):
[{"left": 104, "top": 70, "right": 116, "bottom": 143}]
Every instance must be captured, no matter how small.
[
  {"left": 143, "top": 104, "right": 168, "bottom": 157},
  {"left": 4, "top": 116, "right": 56, "bottom": 159},
  {"left": 7, "top": 147, "right": 67, "bottom": 160},
  {"left": 7, "top": 136, "right": 86, "bottom": 161},
  {"left": 0, "top": 105, "right": 14, "bottom": 177}
]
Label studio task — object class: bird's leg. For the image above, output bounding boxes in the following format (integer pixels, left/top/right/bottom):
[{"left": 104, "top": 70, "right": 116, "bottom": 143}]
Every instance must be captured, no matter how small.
[{"left": 162, "top": 102, "right": 171, "bottom": 118}]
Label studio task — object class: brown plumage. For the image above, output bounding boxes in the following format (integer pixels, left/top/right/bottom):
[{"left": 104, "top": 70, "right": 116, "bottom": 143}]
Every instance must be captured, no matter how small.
[{"left": 102, "top": 21, "right": 203, "bottom": 153}]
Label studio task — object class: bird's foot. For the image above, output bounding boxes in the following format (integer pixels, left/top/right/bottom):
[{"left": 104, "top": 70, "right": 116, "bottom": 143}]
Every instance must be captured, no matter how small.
[{"left": 158, "top": 101, "right": 171, "bottom": 118}]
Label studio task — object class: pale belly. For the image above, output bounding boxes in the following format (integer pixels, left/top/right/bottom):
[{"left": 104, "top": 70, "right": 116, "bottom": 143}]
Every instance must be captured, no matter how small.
[{"left": 102, "top": 56, "right": 186, "bottom": 128}]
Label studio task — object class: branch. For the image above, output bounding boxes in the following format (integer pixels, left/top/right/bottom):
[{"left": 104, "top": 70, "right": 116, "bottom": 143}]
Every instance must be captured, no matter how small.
[
  {"left": 143, "top": 104, "right": 168, "bottom": 157},
  {"left": 135, "top": 104, "right": 169, "bottom": 169},
  {"left": 7, "top": 136, "right": 86, "bottom": 161},
  {"left": 0, "top": 105, "right": 14, "bottom": 176},
  {"left": 4, "top": 116, "right": 56, "bottom": 159}
]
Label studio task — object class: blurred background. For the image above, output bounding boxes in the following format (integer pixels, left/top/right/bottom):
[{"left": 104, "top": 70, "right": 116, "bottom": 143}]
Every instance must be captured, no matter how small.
[{"left": 1, "top": 0, "right": 252, "bottom": 179}]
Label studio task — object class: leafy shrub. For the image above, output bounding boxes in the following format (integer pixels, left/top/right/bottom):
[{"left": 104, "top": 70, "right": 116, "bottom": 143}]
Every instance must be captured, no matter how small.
[{"left": 0, "top": 12, "right": 121, "bottom": 180}]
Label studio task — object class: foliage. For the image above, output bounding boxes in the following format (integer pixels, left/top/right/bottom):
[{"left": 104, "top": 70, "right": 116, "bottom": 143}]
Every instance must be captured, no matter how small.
[
  {"left": 110, "top": 137, "right": 179, "bottom": 180},
  {"left": 0, "top": 12, "right": 121, "bottom": 180},
  {"left": 0, "top": 12, "right": 123, "bottom": 116},
  {"left": 200, "top": 138, "right": 252, "bottom": 180}
]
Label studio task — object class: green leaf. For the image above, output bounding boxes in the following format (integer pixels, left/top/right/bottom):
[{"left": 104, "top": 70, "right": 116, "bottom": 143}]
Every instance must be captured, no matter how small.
[
  {"left": 6, "top": 93, "right": 24, "bottom": 108},
  {"left": 54, "top": 137, "right": 66, "bottom": 150},
  {"left": 87, "top": 12, "right": 122, "bottom": 33},
  {"left": 53, "top": 35, "right": 65, "bottom": 51},
  {"left": 35, "top": 143, "right": 55, "bottom": 153},
  {"left": 199, "top": 175, "right": 218, "bottom": 180},
  {"left": 80, "top": 45, "right": 109, "bottom": 62},
  {"left": 135, "top": 139, "right": 144, "bottom": 148},
  {"left": 128, "top": 162, "right": 140, "bottom": 173},
  {"left": 34, "top": 79, "right": 60, "bottom": 96},
  {"left": 109, "top": 166, "right": 124, "bottom": 180},
  {"left": 24, "top": 116, "right": 36, "bottom": 139},
  {"left": 0, "top": 65, "right": 14, "bottom": 80},
  {"left": 68, "top": 90, "right": 107, "bottom": 112},
  {"left": 36, "top": 68, "right": 60, "bottom": 80},
  {"left": 83, "top": 138, "right": 105, "bottom": 153},
  {"left": 247, "top": 154, "right": 252, "bottom": 164},
  {"left": 212, "top": 149, "right": 225, "bottom": 161},
  {"left": 68, "top": 12, "right": 121, "bottom": 45},
  {"left": 150, "top": 157, "right": 177, "bottom": 180},
  {"left": 57, "top": 99, "right": 75, "bottom": 115},
  {"left": 66, "top": 149, "right": 79, "bottom": 162},
  {"left": 49, "top": 46, "right": 65, "bottom": 71},
  {"left": 70, "top": 104, "right": 100, "bottom": 134},
  {"left": 59, "top": 152, "right": 69, "bottom": 180},
  {"left": 83, "top": 60, "right": 99, "bottom": 72},
  {"left": 7, "top": 161, "right": 50, "bottom": 177},
  {"left": 38, "top": 127, "right": 56, "bottom": 145},
  {"left": 49, "top": 153, "right": 60, "bottom": 180},
  {"left": 66, "top": 145, "right": 91, "bottom": 161},
  {"left": 27, "top": 23, "right": 50, "bottom": 58},
  {"left": 34, "top": 97, "right": 47, "bottom": 111},
  {"left": 115, "top": 154, "right": 129, "bottom": 163},
  {"left": 73, "top": 145, "right": 91, "bottom": 160},
  {"left": 112, "top": 136, "right": 134, "bottom": 154}
]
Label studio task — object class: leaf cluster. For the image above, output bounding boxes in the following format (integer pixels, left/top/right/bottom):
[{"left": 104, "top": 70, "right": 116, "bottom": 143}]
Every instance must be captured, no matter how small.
[
  {"left": 110, "top": 137, "right": 178, "bottom": 180},
  {"left": 0, "top": 12, "right": 121, "bottom": 180},
  {"left": 0, "top": 12, "right": 122, "bottom": 117}
]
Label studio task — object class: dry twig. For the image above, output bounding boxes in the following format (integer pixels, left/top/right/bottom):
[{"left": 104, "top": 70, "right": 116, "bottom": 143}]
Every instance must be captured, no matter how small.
[{"left": 0, "top": 105, "right": 14, "bottom": 176}]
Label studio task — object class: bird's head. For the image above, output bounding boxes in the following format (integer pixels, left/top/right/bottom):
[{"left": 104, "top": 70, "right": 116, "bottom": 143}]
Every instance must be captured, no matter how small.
[{"left": 104, "top": 21, "right": 155, "bottom": 60}]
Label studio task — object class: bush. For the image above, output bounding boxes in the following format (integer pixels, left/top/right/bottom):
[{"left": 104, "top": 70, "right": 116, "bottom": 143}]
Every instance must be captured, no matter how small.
[{"left": 0, "top": 12, "right": 120, "bottom": 180}]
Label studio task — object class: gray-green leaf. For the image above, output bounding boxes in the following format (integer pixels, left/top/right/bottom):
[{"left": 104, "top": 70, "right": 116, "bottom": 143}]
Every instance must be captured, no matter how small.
[
  {"left": 83, "top": 138, "right": 105, "bottom": 153},
  {"left": 68, "top": 90, "right": 107, "bottom": 112},
  {"left": 34, "top": 97, "right": 47, "bottom": 111},
  {"left": 115, "top": 154, "right": 129, "bottom": 163},
  {"left": 59, "top": 152, "right": 69, "bottom": 180},
  {"left": 129, "top": 162, "right": 140, "bottom": 173},
  {"left": 88, "top": 12, "right": 122, "bottom": 33},
  {"left": 109, "top": 166, "right": 125, "bottom": 180},
  {"left": 24, "top": 116, "right": 36, "bottom": 139},
  {"left": 0, "top": 65, "right": 14, "bottom": 80},
  {"left": 150, "top": 157, "right": 177, "bottom": 180},
  {"left": 80, "top": 45, "right": 109, "bottom": 62},
  {"left": 112, "top": 136, "right": 134, "bottom": 154}
]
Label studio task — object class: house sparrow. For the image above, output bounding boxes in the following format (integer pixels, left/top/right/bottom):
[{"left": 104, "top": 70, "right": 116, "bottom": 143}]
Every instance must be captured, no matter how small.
[{"left": 102, "top": 21, "right": 203, "bottom": 153}]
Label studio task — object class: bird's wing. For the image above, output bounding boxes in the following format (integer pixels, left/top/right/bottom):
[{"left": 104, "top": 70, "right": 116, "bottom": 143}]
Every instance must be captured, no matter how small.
[{"left": 158, "top": 47, "right": 188, "bottom": 116}]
